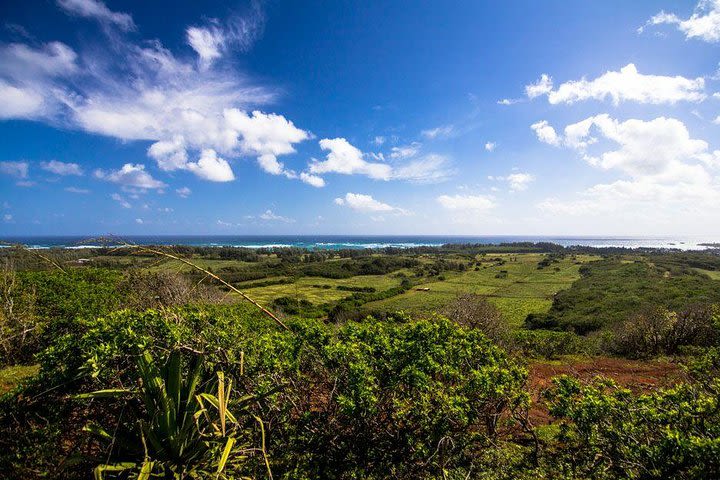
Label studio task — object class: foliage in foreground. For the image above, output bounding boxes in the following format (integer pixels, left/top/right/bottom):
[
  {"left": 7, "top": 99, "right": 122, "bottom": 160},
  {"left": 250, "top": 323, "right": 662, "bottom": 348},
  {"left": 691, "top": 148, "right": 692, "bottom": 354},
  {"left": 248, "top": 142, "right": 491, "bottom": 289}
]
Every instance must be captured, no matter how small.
[
  {"left": 544, "top": 350, "right": 720, "bottom": 479},
  {"left": 0, "top": 306, "right": 530, "bottom": 479}
]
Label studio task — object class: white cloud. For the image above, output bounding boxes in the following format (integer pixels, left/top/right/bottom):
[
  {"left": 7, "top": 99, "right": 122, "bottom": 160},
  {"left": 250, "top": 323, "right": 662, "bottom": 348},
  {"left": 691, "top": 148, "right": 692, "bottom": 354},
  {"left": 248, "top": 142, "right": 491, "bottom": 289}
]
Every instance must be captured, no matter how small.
[
  {"left": 525, "top": 74, "right": 553, "bottom": 98},
  {"left": 176, "top": 187, "right": 191, "bottom": 198},
  {"left": 334, "top": 192, "right": 407, "bottom": 214},
  {"left": 0, "top": 41, "right": 78, "bottom": 81},
  {"left": 372, "top": 136, "right": 385, "bottom": 146},
  {"left": 310, "top": 138, "right": 392, "bottom": 180},
  {"left": 186, "top": 149, "right": 235, "bottom": 182},
  {"left": 641, "top": 0, "right": 720, "bottom": 42},
  {"left": 485, "top": 142, "right": 496, "bottom": 152},
  {"left": 492, "top": 172, "right": 535, "bottom": 191},
  {"left": 421, "top": 124, "right": 454, "bottom": 139},
  {"left": 437, "top": 194, "right": 495, "bottom": 211},
  {"left": 0, "top": 81, "right": 45, "bottom": 119},
  {"left": 0, "top": 41, "right": 78, "bottom": 119},
  {"left": 531, "top": 120, "right": 560, "bottom": 146},
  {"left": 135, "top": 218, "right": 144, "bottom": 224},
  {"left": 224, "top": 109, "right": 310, "bottom": 158},
  {"left": 65, "top": 186, "right": 89, "bottom": 193},
  {"left": 389, "top": 142, "right": 421, "bottom": 159},
  {"left": 536, "top": 115, "right": 720, "bottom": 176},
  {"left": 299, "top": 172, "right": 325, "bottom": 188},
  {"left": 147, "top": 136, "right": 188, "bottom": 171},
  {"left": 111, "top": 193, "right": 131, "bottom": 208},
  {"left": 534, "top": 114, "right": 720, "bottom": 218},
  {"left": 497, "top": 98, "right": 522, "bottom": 105},
  {"left": 536, "top": 198, "right": 600, "bottom": 216},
  {"left": 528, "top": 64, "right": 705, "bottom": 105},
  {"left": 95, "top": 163, "right": 166, "bottom": 189},
  {"left": 0, "top": 8, "right": 311, "bottom": 185},
  {"left": 40, "top": 160, "right": 83, "bottom": 176},
  {"left": 259, "top": 209, "right": 294, "bottom": 223},
  {"left": 187, "top": 26, "right": 224, "bottom": 67},
  {"left": 3, "top": 214, "right": 12, "bottom": 222},
  {"left": 0, "top": 161, "right": 29, "bottom": 179},
  {"left": 56, "top": 0, "right": 135, "bottom": 31},
  {"left": 391, "top": 154, "right": 455, "bottom": 184}
]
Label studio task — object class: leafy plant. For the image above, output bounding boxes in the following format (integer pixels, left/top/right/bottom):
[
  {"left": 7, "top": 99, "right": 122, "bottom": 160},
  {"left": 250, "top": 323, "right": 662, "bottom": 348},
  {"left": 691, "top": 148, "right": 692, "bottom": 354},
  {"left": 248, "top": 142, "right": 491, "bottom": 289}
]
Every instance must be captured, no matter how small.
[{"left": 77, "top": 349, "right": 272, "bottom": 479}]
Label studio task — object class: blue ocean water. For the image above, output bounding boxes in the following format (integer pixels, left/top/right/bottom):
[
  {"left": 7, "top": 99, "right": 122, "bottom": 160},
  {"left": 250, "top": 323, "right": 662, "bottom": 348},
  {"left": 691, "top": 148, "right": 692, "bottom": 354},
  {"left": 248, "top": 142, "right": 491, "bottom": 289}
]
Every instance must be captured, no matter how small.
[{"left": 0, "top": 235, "right": 718, "bottom": 250}]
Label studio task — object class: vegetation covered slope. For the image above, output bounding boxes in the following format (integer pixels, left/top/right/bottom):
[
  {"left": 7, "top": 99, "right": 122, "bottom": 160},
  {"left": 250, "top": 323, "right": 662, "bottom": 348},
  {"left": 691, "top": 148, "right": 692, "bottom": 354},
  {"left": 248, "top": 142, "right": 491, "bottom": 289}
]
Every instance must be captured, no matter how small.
[{"left": 526, "top": 258, "right": 720, "bottom": 334}]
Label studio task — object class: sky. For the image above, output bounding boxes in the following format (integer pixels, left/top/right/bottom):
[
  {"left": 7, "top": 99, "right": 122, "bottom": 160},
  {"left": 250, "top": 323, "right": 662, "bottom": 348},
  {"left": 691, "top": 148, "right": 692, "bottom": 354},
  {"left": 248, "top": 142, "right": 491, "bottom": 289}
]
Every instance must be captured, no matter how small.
[{"left": 1, "top": 0, "right": 720, "bottom": 236}]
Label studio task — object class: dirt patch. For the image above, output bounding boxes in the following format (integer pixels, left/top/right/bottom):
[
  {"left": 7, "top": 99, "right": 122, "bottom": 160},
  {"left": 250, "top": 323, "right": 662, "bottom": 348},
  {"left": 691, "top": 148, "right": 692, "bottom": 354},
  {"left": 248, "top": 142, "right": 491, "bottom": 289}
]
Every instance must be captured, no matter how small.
[{"left": 527, "top": 357, "right": 684, "bottom": 425}]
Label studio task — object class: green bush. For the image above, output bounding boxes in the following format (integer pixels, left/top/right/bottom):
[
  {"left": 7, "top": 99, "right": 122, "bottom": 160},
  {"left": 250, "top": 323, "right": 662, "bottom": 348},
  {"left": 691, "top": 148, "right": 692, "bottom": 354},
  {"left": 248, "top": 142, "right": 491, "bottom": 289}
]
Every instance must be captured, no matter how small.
[{"left": 543, "top": 373, "right": 720, "bottom": 479}]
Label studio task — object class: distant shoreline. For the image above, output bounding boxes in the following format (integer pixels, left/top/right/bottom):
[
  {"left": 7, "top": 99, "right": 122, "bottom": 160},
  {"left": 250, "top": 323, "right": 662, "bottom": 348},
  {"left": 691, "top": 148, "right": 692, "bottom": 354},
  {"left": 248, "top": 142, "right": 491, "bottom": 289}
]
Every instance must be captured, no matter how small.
[{"left": 1, "top": 235, "right": 719, "bottom": 251}]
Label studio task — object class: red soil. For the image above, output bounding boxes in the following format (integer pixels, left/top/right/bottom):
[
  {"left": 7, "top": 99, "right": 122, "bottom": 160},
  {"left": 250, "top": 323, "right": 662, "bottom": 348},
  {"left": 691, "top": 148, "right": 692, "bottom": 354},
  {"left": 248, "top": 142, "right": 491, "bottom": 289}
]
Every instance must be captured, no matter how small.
[{"left": 527, "top": 356, "right": 684, "bottom": 424}]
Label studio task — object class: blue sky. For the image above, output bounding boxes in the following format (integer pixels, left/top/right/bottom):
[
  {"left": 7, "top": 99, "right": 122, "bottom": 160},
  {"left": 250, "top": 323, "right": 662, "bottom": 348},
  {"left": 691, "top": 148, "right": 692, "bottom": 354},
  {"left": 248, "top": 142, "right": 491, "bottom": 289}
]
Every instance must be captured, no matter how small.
[{"left": 1, "top": 0, "right": 720, "bottom": 236}]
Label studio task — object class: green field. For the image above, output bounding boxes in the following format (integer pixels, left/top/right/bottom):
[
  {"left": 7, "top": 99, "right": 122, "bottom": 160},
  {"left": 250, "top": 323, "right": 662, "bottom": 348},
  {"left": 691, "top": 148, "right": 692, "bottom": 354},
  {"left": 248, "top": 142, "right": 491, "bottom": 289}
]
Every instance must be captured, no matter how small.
[
  {"left": 696, "top": 268, "right": 720, "bottom": 281},
  {"left": 237, "top": 273, "right": 408, "bottom": 304},
  {"left": 365, "top": 253, "right": 597, "bottom": 326},
  {"left": 228, "top": 253, "right": 598, "bottom": 327}
]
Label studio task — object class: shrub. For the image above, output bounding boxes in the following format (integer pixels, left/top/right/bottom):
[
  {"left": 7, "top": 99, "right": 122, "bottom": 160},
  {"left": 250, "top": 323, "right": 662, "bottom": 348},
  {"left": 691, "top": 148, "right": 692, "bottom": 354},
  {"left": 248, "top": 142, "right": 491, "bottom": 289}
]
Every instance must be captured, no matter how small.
[
  {"left": 512, "top": 330, "right": 588, "bottom": 359},
  {"left": 544, "top": 374, "right": 720, "bottom": 479},
  {"left": 288, "top": 316, "right": 529, "bottom": 478},
  {"left": 608, "top": 305, "right": 719, "bottom": 358},
  {"left": 443, "top": 294, "right": 508, "bottom": 346}
]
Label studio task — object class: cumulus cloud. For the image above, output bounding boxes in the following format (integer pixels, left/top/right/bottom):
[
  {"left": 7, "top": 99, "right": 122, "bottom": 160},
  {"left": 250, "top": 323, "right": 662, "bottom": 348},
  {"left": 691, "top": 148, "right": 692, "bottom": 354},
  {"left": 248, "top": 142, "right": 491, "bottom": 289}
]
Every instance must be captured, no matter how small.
[
  {"left": 640, "top": 0, "right": 720, "bottom": 42},
  {"left": 40, "top": 160, "right": 83, "bottom": 176},
  {"left": 95, "top": 163, "right": 166, "bottom": 189},
  {"left": 525, "top": 74, "right": 553, "bottom": 98},
  {"left": 436, "top": 194, "right": 495, "bottom": 211},
  {"left": 485, "top": 142, "right": 496, "bottom": 152},
  {"left": 530, "top": 120, "right": 560, "bottom": 146},
  {"left": 176, "top": 187, "right": 191, "bottom": 198},
  {"left": 299, "top": 172, "right": 325, "bottom": 188},
  {"left": 534, "top": 115, "right": 720, "bottom": 175},
  {"left": 186, "top": 149, "right": 235, "bottom": 182},
  {"left": 0, "top": 4, "right": 314, "bottom": 186},
  {"left": 308, "top": 138, "right": 453, "bottom": 185},
  {"left": 334, "top": 193, "right": 407, "bottom": 214},
  {"left": 310, "top": 138, "right": 392, "bottom": 180},
  {"left": 534, "top": 114, "right": 720, "bottom": 218},
  {"left": 0, "top": 161, "right": 29, "bottom": 179},
  {"left": 526, "top": 64, "right": 706, "bottom": 105}
]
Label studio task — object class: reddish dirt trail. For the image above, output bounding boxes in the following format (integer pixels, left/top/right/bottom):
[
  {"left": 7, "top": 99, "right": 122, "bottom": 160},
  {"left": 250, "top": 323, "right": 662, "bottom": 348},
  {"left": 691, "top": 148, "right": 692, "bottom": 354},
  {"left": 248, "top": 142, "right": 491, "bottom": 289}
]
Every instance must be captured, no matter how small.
[{"left": 527, "top": 357, "right": 684, "bottom": 424}]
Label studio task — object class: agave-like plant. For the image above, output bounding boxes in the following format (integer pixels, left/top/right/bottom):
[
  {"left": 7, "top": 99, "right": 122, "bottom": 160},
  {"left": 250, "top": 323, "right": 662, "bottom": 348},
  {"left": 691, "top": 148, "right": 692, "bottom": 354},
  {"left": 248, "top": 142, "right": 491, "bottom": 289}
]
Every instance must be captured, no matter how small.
[{"left": 76, "top": 350, "right": 273, "bottom": 479}]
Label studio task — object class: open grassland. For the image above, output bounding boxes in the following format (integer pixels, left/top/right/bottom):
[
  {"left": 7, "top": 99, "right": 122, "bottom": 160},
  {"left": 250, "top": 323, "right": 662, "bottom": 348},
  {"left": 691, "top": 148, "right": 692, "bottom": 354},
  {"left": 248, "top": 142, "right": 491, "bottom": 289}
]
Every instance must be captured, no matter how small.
[
  {"left": 224, "top": 252, "right": 599, "bottom": 327},
  {"left": 236, "top": 272, "right": 410, "bottom": 305},
  {"left": 696, "top": 268, "right": 720, "bottom": 280},
  {"left": 365, "top": 253, "right": 598, "bottom": 327}
]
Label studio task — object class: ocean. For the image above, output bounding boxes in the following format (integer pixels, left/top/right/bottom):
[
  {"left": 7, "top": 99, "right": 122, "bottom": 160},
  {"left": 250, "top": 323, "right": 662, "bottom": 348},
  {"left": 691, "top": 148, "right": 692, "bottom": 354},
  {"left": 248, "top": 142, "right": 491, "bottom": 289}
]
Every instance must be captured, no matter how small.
[{"left": 1, "top": 235, "right": 718, "bottom": 250}]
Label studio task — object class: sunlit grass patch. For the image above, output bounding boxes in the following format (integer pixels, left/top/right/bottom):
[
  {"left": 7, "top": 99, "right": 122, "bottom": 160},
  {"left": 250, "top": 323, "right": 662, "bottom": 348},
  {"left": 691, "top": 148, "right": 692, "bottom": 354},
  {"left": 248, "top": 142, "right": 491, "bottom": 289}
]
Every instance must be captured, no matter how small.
[{"left": 0, "top": 364, "right": 39, "bottom": 394}]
